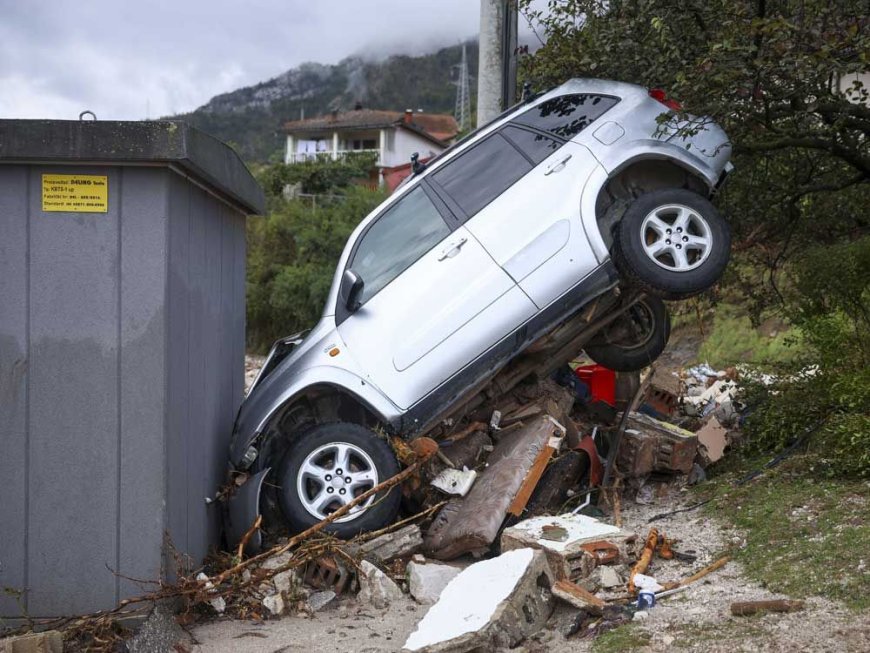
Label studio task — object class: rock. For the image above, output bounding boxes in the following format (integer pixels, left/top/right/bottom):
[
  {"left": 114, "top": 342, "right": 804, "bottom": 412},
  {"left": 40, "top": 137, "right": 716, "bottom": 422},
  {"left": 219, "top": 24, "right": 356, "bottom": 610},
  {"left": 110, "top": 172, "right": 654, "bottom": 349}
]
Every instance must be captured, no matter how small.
[
  {"left": 346, "top": 524, "right": 423, "bottom": 565},
  {"left": 127, "top": 602, "right": 189, "bottom": 653},
  {"left": 262, "top": 592, "right": 285, "bottom": 616},
  {"left": 307, "top": 590, "right": 336, "bottom": 612},
  {"left": 594, "top": 565, "right": 622, "bottom": 589},
  {"left": 662, "top": 634, "right": 675, "bottom": 646},
  {"left": 273, "top": 569, "right": 301, "bottom": 594},
  {"left": 260, "top": 551, "right": 293, "bottom": 570},
  {"left": 358, "top": 560, "right": 404, "bottom": 609},
  {"left": 633, "top": 610, "right": 649, "bottom": 622},
  {"left": 195, "top": 572, "right": 226, "bottom": 613},
  {"left": 1, "top": 631, "right": 63, "bottom": 653},
  {"left": 407, "top": 561, "right": 462, "bottom": 604},
  {"left": 403, "top": 548, "right": 555, "bottom": 652}
]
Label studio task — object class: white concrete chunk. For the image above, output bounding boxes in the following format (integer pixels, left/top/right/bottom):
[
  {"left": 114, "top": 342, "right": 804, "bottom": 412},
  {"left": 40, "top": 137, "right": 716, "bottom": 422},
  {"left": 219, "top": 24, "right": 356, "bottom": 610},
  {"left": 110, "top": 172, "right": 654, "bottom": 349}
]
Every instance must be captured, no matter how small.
[
  {"left": 403, "top": 548, "right": 554, "bottom": 652},
  {"left": 407, "top": 561, "right": 462, "bottom": 605}
]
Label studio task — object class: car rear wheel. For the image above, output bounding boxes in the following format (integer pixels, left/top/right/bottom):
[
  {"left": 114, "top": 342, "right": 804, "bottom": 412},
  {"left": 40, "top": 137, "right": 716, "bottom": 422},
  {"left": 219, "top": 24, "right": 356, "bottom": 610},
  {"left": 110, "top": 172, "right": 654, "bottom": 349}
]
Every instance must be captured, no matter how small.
[
  {"left": 612, "top": 189, "right": 730, "bottom": 299},
  {"left": 584, "top": 295, "right": 671, "bottom": 372},
  {"left": 276, "top": 423, "right": 401, "bottom": 538}
]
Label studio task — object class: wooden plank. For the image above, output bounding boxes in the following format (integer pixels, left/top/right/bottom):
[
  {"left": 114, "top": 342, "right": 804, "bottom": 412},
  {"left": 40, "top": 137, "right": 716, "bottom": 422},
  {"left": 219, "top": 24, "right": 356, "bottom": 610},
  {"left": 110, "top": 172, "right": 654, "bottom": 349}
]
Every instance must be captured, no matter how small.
[{"left": 552, "top": 579, "right": 605, "bottom": 614}]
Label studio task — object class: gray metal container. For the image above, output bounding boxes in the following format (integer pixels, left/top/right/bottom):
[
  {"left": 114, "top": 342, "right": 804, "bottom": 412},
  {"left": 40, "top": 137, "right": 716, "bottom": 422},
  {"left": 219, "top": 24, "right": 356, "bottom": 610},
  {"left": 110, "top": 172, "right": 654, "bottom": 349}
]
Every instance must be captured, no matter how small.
[{"left": 0, "top": 120, "right": 264, "bottom": 617}]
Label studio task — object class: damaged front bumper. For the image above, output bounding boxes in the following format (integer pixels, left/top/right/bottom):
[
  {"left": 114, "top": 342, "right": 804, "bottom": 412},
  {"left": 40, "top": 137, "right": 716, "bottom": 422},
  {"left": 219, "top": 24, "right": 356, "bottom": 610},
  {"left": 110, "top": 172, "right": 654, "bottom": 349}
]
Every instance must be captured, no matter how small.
[{"left": 224, "top": 467, "right": 270, "bottom": 553}]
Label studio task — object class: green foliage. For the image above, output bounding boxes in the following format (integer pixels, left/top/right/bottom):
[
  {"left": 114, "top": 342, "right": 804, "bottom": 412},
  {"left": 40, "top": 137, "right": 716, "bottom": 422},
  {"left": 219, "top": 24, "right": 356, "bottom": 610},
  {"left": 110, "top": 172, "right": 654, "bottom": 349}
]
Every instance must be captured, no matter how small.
[
  {"left": 256, "top": 152, "right": 377, "bottom": 198},
  {"left": 246, "top": 184, "right": 386, "bottom": 352},
  {"left": 520, "top": 0, "right": 869, "bottom": 314},
  {"left": 591, "top": 624, "right": 650, "bottom": 652},
  {"left": 703, "top": 461, "right": 870, "bottom": 610},
  {"left": 739, "top": 237, "right": 870, "bottom": 476},
  {"left": 696, "top": 306, "right": 802, "bottom": 367}
]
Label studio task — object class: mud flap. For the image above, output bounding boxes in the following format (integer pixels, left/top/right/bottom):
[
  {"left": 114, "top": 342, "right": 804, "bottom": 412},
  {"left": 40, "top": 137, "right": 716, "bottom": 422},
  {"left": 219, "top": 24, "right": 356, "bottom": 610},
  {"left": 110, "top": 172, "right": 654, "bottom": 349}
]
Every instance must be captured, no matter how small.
[{"left": 225, "top": 467, "right": 270, "bottom": 554}]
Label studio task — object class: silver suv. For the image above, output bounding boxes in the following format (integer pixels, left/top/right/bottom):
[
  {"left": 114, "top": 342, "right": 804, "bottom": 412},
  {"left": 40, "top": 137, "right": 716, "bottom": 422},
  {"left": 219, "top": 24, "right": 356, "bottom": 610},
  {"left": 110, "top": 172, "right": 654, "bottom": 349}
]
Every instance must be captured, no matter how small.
[{"left": 226, "top": 79, "right": 732, "bottom": 548}]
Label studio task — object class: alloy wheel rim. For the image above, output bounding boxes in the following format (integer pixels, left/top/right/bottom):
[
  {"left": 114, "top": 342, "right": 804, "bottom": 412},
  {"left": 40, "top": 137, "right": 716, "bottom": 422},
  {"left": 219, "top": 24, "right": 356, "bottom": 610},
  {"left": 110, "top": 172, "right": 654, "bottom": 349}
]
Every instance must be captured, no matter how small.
[
  {"left": 296, "top": 441, "right": 378, "bottom": 522},
  {"left": 640, "top": 204, "right": 713, "bottom": 272}
]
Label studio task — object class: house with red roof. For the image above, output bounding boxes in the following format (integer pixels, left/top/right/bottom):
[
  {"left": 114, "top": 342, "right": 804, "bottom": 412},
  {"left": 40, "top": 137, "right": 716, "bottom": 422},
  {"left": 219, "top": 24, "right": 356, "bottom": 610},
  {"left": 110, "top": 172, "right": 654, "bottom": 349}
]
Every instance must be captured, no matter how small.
[{"left": 283, "top": 107, "right": 459, "bottom": 190}]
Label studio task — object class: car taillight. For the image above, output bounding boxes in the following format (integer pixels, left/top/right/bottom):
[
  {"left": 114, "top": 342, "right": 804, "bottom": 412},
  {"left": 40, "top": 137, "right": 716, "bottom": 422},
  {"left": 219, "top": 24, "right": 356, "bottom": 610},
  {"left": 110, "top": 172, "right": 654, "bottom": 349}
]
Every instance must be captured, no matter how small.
[{"left": 649, "top": 88, "right": 682, "bottom": 111}]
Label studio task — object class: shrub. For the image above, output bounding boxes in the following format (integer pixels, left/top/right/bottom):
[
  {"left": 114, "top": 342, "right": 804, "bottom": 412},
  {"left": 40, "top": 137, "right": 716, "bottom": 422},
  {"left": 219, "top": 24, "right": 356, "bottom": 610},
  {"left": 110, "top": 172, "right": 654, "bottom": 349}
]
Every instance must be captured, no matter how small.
[
  {"left": 246, "top": 185, "right": 386, "bottom": 351},
  {"left": 740, "top": 237, "right": 870, "bottom": 477}
]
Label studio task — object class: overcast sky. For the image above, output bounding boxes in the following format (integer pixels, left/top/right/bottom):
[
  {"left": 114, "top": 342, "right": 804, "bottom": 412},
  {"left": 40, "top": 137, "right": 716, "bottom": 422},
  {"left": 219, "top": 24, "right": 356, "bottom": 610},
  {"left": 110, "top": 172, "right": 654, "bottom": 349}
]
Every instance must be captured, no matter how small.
[{"left": 0, "top": 1, "right": 544, "bottom": 121}]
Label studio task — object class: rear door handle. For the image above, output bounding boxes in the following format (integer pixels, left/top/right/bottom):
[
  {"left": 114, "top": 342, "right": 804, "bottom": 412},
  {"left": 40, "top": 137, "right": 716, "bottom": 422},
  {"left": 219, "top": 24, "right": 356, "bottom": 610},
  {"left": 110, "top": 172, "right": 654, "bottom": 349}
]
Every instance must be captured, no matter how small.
[
  {"left": 544, "top": 153, "right": 572, "bottom": 175},
  {"left": 438, "top": 236, "right": 467, "bottom": 261}
]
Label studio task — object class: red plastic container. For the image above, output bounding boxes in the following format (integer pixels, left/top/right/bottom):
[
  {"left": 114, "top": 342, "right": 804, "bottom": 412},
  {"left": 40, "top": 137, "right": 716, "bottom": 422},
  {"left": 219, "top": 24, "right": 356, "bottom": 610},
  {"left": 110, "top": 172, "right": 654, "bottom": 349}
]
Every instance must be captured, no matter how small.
[{"left": 574, "top": 364, "right": 616, "bottom": 407}]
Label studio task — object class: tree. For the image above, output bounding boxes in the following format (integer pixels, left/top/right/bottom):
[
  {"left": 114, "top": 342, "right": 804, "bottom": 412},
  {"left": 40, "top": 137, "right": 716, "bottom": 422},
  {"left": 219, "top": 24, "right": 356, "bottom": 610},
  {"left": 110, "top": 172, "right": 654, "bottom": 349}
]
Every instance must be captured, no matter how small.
[{"left": 520, "top": 0, "right": 869, "bottom": 302}]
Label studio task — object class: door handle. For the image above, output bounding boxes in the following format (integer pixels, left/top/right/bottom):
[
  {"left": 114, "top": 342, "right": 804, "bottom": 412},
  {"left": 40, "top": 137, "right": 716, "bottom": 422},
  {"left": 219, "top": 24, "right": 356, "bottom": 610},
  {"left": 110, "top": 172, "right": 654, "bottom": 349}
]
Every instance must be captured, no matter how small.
[
  {"left": 544, "top": 153, "right": 572, "bottom": 175},
  {"left": 437, "top": 236, "right": 467, "bottom": 261}
]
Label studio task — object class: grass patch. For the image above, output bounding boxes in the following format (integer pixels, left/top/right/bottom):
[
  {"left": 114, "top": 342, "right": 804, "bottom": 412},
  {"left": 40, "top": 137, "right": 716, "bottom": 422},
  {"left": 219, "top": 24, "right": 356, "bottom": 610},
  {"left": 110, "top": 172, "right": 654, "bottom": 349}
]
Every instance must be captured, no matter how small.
[
  {"left": 591, "top": 624, "right": 650, "bottom": 653},
  {"left": 701, "top": 455, "right": 870, "bottom": 610},
  {"left": 670, "top": 620, "right": 767, "bottom": 648},
  {"left": 695, "top": 305, "right": 803, "bottom": 367}
]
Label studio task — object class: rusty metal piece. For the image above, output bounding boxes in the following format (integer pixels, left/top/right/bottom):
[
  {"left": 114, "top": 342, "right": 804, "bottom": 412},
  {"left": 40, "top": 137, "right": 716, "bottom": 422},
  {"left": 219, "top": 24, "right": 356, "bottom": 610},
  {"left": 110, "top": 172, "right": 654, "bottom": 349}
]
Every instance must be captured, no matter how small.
[
  {"left": 658, "top": 536, "right": 675, "bottom": 560},
  {"left": 304, "top": 555, "right": 351, "bottom": 594},
  {"left": 579, "top": 540, "right": 620, "bottom": 565},
  {"left": 628, "top": 528, "right": 658, "bottom": 593}
]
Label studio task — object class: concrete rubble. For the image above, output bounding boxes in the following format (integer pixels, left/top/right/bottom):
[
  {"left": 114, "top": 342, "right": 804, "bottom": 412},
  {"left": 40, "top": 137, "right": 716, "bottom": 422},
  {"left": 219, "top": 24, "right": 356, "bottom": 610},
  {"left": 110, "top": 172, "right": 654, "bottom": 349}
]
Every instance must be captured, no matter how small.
[
  {"left": 402, "top": 548, "right": 554, "bottom": 652},
  {"left": 407, "top": 560, "right": 462, "bottom": 604},
  {"left": 357, "top": 560, "right": 404, "bottom": 609}
]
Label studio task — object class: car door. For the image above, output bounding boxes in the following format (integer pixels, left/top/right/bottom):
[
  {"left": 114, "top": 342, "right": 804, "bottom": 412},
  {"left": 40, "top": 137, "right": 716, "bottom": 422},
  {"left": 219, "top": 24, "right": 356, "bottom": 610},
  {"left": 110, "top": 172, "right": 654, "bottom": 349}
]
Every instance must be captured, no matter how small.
[
  {"left": 336, "top": 184, "right": 537, "bottom": 410},
  {"left": 430, "top": 93, "right": 619, "bottom": 310}
]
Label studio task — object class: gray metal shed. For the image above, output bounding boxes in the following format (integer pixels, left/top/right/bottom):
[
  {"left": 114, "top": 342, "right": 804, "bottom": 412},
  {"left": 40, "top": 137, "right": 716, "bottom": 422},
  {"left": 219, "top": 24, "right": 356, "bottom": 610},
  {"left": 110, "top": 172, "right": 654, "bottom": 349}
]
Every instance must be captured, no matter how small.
[{"left": 0, "top": 120, "right": 265, "bottom": 618}]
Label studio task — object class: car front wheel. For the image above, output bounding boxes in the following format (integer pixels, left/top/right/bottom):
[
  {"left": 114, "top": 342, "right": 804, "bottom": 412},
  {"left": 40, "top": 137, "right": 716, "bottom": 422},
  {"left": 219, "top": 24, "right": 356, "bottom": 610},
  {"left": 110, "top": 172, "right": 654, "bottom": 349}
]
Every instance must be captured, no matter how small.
[
  {"left": 276, "top": 422, "right": 401, "bottom": 538},
  {"left": 612, "top": 188, "right": 731, "bottom": 299}
]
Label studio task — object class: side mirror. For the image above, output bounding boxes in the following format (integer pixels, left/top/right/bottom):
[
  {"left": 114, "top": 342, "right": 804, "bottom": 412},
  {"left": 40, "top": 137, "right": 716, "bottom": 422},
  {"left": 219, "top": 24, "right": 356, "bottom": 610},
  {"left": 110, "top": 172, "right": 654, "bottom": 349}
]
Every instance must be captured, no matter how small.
[{"left": 339, "top": 269, "right": 364, "bottom": 313}]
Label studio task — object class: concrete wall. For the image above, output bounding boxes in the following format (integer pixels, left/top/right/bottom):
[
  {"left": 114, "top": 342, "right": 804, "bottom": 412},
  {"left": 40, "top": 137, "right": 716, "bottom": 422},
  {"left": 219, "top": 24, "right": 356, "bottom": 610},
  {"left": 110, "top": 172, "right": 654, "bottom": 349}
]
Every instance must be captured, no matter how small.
[{"left": 0, "top": 164, "right": 246, "bottom": 617}]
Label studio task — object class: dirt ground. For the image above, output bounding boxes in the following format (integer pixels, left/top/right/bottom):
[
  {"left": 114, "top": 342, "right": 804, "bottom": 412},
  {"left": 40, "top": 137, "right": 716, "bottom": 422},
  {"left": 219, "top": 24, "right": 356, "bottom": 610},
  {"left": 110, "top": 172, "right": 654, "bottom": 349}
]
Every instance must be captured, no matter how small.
[{"left": 188, "top": 482, "right": 870, "bottom": 653}]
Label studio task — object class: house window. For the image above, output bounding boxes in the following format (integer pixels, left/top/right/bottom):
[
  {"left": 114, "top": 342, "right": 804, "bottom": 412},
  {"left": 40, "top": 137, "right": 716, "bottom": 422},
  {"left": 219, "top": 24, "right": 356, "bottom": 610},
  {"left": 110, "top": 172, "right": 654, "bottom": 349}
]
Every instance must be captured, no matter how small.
[
  {"left": 351, "top": 139, "right": 378, "bottom": 150},
  {"left": 513, "top": 94, "right": 619, "bottom": 140},
  {"left": 431, "top": 133, "right": 531, "bottom": 220},
  {"left": 348, "top": 187, "right": 450, "bottom": 304}
]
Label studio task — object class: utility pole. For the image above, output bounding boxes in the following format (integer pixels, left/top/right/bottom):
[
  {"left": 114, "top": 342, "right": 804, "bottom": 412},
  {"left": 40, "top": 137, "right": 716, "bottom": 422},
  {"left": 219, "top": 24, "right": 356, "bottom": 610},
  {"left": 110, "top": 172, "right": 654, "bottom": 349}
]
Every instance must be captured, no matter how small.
[
  {"left": 454, "top": 44, "right": 472, "bottom": 131},
  {"left": 477, "top": 0, "right": 518, "bottom": 126}
]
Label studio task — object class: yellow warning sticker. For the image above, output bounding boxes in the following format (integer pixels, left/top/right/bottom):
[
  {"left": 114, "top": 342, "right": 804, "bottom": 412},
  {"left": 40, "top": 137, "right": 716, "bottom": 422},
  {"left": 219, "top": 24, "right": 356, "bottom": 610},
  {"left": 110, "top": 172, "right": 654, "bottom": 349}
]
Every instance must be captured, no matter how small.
[{"left": 42, "top": 174, "right": 108, "bottom": 213}]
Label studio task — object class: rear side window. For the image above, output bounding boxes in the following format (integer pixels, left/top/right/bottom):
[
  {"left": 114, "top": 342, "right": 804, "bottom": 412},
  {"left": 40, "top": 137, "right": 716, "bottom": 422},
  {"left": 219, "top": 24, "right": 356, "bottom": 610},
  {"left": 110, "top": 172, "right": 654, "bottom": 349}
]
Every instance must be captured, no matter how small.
[
  {"left": 500, "top": 125, "right": 561, "bottom": 165},
  {"left": 349, "top": 186, "right": 450, "bottom": 304},
  {"left": 432, "top": 133, "right": 532, "bottom": 219},
  {"left": 514, "top": 94, "right": 618, "bottom": 140}
]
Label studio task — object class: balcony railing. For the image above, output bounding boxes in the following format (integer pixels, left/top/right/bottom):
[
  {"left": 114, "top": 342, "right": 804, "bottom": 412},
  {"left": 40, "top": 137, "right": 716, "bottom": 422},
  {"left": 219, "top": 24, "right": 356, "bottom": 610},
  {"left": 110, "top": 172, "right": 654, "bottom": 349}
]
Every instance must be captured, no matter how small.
[{"left": 287, "top": 149, "right": 380, "bottom": 164}]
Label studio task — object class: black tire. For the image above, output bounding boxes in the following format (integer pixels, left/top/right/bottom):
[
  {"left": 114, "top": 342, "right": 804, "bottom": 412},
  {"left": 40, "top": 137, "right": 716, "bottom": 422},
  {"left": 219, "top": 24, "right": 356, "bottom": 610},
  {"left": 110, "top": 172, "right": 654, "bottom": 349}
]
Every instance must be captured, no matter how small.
[
  {"left": 584, "top": 296, "right": 671, "bottom": 372},
  {"left": 276, "top": 423, "right": 401, "bottom": 539},
  {"left": 612, "top": 188, "right": 731, "bottom": 300}
]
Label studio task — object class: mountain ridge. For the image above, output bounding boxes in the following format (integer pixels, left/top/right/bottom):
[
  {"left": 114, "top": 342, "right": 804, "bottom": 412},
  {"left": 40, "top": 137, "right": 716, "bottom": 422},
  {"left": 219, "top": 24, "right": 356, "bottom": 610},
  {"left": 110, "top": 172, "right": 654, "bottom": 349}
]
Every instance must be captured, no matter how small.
[{"left": 174, "top": 41, "right": 479, "bottom": 162}]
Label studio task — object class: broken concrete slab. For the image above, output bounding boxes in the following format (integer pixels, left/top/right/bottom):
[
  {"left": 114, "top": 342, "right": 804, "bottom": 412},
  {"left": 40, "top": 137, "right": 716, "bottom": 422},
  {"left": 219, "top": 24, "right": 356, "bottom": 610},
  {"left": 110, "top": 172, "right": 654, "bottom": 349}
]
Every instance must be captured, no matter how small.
[
  {"left": 500, "top": 513, "right": 634, "bottom": 581},
  {"left": 423, "top": 414, "right": 563, "bottom": 560},
  {"left": 592, "top": 565, "right": 623, "bottom": 589},
  {"left": 402, "top": 548, "right": 554, "bottom": 652},
  {"left": 358, "top": 560, "right": 404, "bottom": 609},
  {"left": 346, "top": 524, "right": 423, "bottom": 566},
  {"left": 407, "top": 561, "right": 463, "bottom": 605}
]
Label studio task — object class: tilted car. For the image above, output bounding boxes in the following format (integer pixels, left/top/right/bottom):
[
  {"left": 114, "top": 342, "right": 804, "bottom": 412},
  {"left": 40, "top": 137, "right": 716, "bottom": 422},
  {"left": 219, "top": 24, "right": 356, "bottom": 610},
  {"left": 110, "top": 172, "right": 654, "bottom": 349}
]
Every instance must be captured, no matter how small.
[{"left": 226, "top": 79, "right": 732, "bottom": 549}]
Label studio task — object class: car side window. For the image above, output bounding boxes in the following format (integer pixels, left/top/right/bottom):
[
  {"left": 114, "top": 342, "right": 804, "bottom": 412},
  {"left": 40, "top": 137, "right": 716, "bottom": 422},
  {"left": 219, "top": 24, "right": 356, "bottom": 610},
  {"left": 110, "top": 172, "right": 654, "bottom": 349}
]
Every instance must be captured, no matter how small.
[
  {"left": 349, "top": 186, "right": 450, "bottom": 305},
  {"left": 514, "top": 94, "right": 619, "bottom": 140},
  {"left": 500, "top": 125, "right": 562, "bottom": 165},
  {"left": 431, "top": 133, "right": 532, "bottom": 219}
]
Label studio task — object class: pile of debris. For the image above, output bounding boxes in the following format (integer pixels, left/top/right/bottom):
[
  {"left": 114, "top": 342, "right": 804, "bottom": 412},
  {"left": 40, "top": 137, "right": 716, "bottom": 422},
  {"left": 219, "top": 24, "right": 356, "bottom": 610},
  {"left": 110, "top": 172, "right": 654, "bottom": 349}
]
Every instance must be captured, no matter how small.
[{"left": 3, "top": 361, "right": 750, "bottom": 652}]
